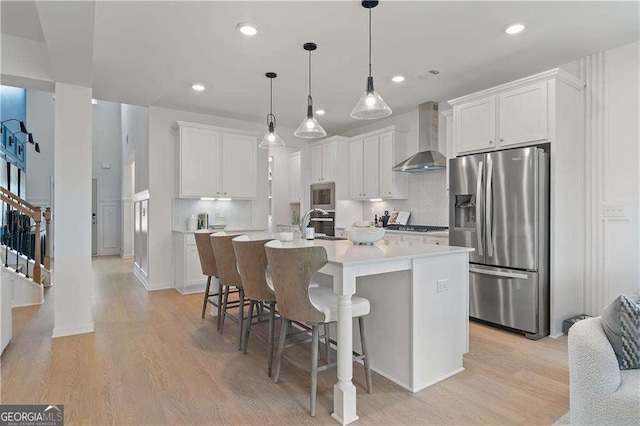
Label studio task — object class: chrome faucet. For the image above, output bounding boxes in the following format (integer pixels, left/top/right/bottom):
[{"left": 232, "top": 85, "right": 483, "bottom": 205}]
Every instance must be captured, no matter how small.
[{"left": 300, "top": 208, "right": 329, "bottom": 235}]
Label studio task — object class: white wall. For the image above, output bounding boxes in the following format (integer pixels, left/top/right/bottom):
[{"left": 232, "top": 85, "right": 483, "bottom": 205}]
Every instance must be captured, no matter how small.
[
  {"left": 561, "top": 40, "right": 640, "bottom": 315},
  {"left": 121, "top": 104, "right": 149, "bottom": 193},
  {"left": 146, "top": 106, "right": 293, "bottom": 288},
  {"left": 92, "top": 100, "right": 122, "bottom": 255},
  {"left": 52, "top": 82, "right": 93, "bottom": 338},
  {"left": 26, "top": 89, "right": 55, "bottom": 256}
]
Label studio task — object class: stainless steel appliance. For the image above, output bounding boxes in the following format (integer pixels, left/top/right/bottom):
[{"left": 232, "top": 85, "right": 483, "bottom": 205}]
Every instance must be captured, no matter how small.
[
  {"left": 311, "top": 182, "right": 335, "bottom": 211},
  {"left": 309, "top": 210, "right": 335, "bottom": 237},
  {"left": 449, "top": 146, "right": 550, "bottom": 340}
]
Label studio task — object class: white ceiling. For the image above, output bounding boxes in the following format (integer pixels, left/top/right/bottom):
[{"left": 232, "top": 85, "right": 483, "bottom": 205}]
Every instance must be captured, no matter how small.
[{"left": 2, "top": 1, "right": 639, "bottom": 134}]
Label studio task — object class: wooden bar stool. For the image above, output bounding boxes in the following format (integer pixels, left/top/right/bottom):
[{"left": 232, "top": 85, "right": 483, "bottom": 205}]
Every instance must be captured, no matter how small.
[
  {"left": 194, "top": 230, "right": 221, "bottom": 324},
  {"left": 264, "top": 241, "right": 373, "bottom": 417},
  {"left": 210, "top": 233, "right": 249, "bottom": 350},
  {"left": 232, "top": 235, "right": 278, "bottom": 376}
]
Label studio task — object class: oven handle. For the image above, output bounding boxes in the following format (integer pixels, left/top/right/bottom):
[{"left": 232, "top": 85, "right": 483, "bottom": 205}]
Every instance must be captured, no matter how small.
[{"left": 310, "top": 218, "right": 334, "bottom": 222}]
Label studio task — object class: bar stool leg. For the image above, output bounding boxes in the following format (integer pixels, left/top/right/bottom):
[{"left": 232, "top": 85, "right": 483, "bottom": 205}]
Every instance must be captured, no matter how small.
[
  {"left": 238, "top": 287, "right": 245, "bottom": 350},
  {"left": 216, "top": 279, "right": 223, "bottom": 330},
  {"left": 220, "top": 285, "right": 230, "bottom": 334},
  {"left": 358, "top": 317, "right": 373, "bottom": 394},
  {"left": 310, "top": 325, "right": 320, "bottom": 417},
  {"left": 273, "top": 318, "right": 289, "bottom": 384},
  {"left": 267, "top": 301, "right": 276, "bottom": 377},
  {"left": 323, "top": 323, "right": 331, "bottom": 363},
  {"left": 243, "top": 300, "right": 255, "bottom": 354},
  {"left": 201, "top": 276, "right": 212, "bottom": 319}
]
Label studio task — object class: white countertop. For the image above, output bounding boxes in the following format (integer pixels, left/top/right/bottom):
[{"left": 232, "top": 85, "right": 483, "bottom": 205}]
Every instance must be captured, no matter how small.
[
  {"left": 262, "top": 238, "right": 472, "bottom": 267},
  {"left": 173, "top": 228, "right": 267, "bottom": 234}
]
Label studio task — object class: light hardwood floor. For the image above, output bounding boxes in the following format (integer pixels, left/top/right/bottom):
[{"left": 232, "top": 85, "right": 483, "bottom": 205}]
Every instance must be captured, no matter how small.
[{"left": 1, "top": 256, "right": 569, "bottom": 425}]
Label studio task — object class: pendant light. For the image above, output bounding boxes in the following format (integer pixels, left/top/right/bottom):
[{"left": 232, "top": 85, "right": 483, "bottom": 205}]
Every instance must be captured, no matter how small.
[
  {"left": 259, "top": 72, "right": 286, "bottom": 149},
  {"left": 294, "top": 42, "right": 326, "bottom": 138},
  {"left": 350, "top": 1, "right": 392, "bottom": 120}
]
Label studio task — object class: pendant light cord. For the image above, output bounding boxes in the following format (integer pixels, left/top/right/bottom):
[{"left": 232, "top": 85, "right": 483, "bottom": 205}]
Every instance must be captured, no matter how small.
[
  {"left": 368, "top": 7, "right": 372, "bottom": 78},
  {"left": 308, "top": 50, "right": 313, "bottom": 105},
  {"left": 270, "top": 77, "right": 273, "bottom": 115}
]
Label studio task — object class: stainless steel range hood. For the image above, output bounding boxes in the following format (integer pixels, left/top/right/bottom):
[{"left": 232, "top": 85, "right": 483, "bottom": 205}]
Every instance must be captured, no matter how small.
[{"left": 393, "top": 101, "right": 446, "bottom": 172}]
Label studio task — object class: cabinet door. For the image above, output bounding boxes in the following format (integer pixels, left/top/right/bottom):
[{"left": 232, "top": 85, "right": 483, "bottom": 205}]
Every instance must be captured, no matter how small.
[
  {"left": 322, "top": 141, "right": 337, "bottom": 183},
  {"left": 180, "top": 127, "right": 221, "bottom": 197},
  {"left": 349, "top": 139, "right": 364, "bottom": 199},
  {"left": 379, "top": 131, "right": 394, "bottom": 198},
  {"left": 402, "top": 235, "right": 425, "bottom": 245},
  {"left": 311, "top": 145, "right": 323, "bottom": 183},
  {"left": 455, "top": 96, "right": 496, "bottom": 154},
  {"left": 289, "top": 153, "right": 301, "bottom": 203},
  {"left": 498, "top": 81, "right": 548, "bottom": 147},
  {"left": 221, "top": 133, "right": 256, "bottom": 198},
  {"left": 185, "top": 244, "right": 207, "bottom": 286},
  {"left": 363, "top": 136, "right": 379, "bottom": 199},
  {"left": 384, "top": 234, "right": 402, "bottom": 244}
]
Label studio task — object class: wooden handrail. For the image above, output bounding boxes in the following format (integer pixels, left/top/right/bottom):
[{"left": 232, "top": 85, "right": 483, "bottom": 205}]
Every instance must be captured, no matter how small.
[{"left": 0, "top": 188, "right": 50, "bottom": 284}]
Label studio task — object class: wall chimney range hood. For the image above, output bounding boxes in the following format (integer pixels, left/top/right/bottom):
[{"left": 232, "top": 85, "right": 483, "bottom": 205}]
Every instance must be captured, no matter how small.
[{"left": 393, "top": 101, "right": 446, "bottom": 172}]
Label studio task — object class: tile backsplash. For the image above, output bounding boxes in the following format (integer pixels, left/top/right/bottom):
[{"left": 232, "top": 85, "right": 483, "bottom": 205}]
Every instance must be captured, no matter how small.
[
  {"left": 173, "top": 198, "right": 253, "bottom": 230},
  {"left": 363, "top": 169, "right": 448, "bottom": 226}
]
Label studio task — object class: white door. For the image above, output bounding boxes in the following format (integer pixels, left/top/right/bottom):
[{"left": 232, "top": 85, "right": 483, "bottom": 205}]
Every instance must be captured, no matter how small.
[
  {"left": 288, "top": 153, "right": 301, "bottom": 203},
  {"left": 92, "top": 179, "right": 97, "bottom": 255},
  {"left": 311, "top": 145, "right": 323, "bottom": 183},
  {"left": 321, "top": 141, "right": 337, "bottom": 183},
  {"left": 349, "top": 139, "right": 364, "bottom": 200},
  {"left": 498, "top": 81, "right": 548, "bottom": 147},
  {"left": 180, "top": 127, "right": 221, "bottom": 197},
  {"left": 363, "top": 136, "right": 379, "bottom": 199},
  {"left": 221, "top": 133, "right": 256, "bottom": 198},
  {"left": 455, "top": 96, "right": 496, "bottom": 154},
  {"left": 379, "top": 131, "right": 394, "bottom": 198}
]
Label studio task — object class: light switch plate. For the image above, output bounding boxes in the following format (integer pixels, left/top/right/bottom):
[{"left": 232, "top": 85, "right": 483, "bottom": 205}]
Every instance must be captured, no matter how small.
[
  {"left": 602, "top": 202, "right": 629, "bottom": 220},
  {"left": 437, "top": 279, "right": 449, "bottom": 292}
]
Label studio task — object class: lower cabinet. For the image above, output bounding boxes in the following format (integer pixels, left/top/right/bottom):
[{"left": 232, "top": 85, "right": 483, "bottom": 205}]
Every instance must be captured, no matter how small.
[
  {"left": 383, "top": 231, "right": 449, "bottom": 246},
  {"left": 174, "top": 233, "right": 208, "bottom": 294}
]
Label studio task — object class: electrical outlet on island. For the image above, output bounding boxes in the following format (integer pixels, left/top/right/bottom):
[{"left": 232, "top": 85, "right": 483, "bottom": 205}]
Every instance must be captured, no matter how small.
[{"left": 436, "top": 279, "right": 449, "bottom": 292}]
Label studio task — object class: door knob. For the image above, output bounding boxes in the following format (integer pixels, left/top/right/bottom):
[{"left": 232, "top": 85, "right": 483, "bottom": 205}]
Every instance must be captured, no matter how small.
[{"left": 489, "top": 140, "right": 494, "bottom": 144}]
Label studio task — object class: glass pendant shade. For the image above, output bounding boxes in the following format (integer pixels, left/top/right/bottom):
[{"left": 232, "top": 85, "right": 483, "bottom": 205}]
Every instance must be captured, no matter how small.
[
  {"left": 294, "top": 102, "right": 326, "bottom": 138},
  {"left": 259, "top": 122, "right": 286, "bottom": 148},
  {"left": 259, "top": 72, "right": 285, "bottom": 149},
  {"left": 351, "top": 78, "right": 392, "bottom": 119}
]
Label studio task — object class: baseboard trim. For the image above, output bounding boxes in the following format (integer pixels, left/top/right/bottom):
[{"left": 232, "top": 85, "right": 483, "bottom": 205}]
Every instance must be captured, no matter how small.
[
  {"left": 120, "top": 253, "right": 134, "bottom": 259},
  {"left": 550, "top": 333, "right": 564, "bottom": 339},
  {"left": 52, "top": 322, "right": 95, "bottom": 338},
  {"left": 12, "top": 300, "right": 44, "bottom": 308},
  {"left": 175, "top": 284, "right": 206, "bottom": 295},
  {"left": 144, "top": 282, "right": 174, "bottom": 291},
  {"left": 411, "top": 367, "right": 465, "bottom": 393},
  {"left": 133, "top": 263, "right": 149, "bottom": 288}
]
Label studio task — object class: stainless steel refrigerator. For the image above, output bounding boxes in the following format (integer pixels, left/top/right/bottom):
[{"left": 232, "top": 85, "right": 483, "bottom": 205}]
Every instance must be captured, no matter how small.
[{"left": 449, "top": 146, "right": 550, "bottom": 340}]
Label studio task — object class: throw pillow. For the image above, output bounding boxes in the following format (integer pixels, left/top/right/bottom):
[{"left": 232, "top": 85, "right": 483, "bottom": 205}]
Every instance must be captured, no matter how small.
[
  {"left": 602, "top": 292, "right": 640, "bottom": 370},
  {"left": 620, "top": 295, "right": 640, "bottom": 369}
]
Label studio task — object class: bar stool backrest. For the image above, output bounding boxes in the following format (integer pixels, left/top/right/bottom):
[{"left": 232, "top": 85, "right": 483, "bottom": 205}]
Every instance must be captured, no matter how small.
[
  {"left": 210, "top": 233, "right": 243, "bottom": 287},
  {"left": 194, "top": 230, "right": 217, "bottom": 277},
  {"left": 233, "top": 236, "right": 276, "bottom": 302},
  {"left": 264, "top": 241, "right": 328, "bottom": 324}
]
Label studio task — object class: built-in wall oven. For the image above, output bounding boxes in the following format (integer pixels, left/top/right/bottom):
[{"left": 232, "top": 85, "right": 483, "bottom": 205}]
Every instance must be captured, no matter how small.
[{"left": 310, "top": 182, "right": 336, "bottom": 236}]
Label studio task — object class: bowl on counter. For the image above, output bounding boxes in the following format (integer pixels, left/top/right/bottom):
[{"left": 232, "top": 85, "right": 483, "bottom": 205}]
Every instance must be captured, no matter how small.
[{"left": 346, "top": 227, "right": 385, "bottom": 245}]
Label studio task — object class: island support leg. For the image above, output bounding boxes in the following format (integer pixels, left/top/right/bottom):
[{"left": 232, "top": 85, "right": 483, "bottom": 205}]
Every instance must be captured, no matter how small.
[{"left": 332, "top": 272, "right": 358, "bottom": 425}]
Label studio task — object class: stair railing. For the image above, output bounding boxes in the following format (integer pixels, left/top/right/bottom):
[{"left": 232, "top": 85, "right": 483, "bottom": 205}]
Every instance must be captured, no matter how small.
[{"left": 0, "top": 186, "right": 50, "bottom": 284}]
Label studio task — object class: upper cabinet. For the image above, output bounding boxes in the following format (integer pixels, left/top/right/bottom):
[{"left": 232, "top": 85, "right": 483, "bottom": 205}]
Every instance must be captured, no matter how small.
[
  {"left": 175, "top": 122, "right": 257, "bottom": 198},
  {"left": 289, "top": 152, "right": 302, "bottom": 203},
  {"left": 455, "top": 96, "right": 496, "bottom": 154},
  {"left": 449, "top": 69, "right": 584, "bottom": 157},
  {"left": 310, "top": 137, "right": 347, "bottom": 184},
  {"left": 348, "top": 127, "right": 408, "bottom": 201}
]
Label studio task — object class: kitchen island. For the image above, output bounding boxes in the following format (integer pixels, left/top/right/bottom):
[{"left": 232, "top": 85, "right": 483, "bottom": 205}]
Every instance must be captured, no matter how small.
[{"left": 262, "top": 236, "right": 473, "bottom": 425}]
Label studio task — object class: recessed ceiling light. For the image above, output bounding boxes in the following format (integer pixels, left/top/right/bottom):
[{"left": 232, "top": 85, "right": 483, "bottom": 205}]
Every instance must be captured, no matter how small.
[
  {"left": 392, "top": 75, "right": 405, "bottom": 83},
  {"left": 237, "top": 22, "right": 257, "bottom": 36},
  {"left": 504, "top": 23, "right": 525, "bottom": 35},
  {"left": 191, "top": 84, "right": 205, "bottom": 91},
  {"left": 315, "top": 109, "right": 325, "bottom": 115}
]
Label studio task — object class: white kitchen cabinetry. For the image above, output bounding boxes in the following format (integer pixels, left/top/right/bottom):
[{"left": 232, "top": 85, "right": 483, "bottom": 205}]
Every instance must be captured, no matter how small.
[
  {"left": 311, "top": 138, "right": 342, "bottom": 184},
  {"left": 348, "top": 127, "right": 408, "bottom": 201},
  {"left": 383, "top": 233, "right": 401, "bottom": 244},
  {"left": 383, "top": 231, "right": 449, "bottom": 246},
  {"left": 289, "top": 152, "right": 302, "bottom": 203},
  {"left": 454, "top": 96, "right": 496, "bottom": 154},
  {"left": 442, "top": 109, "right": 454, "bottom": 192},
  {"left": 401, "top": 235, "right": 424, "bottom": 245},
  {"left": 174, "top": 232, "right": 208, "bottom": 294},
  {"left": 175, "top": 122, "right": 257, "bottom": 198},
  {"left": 498, "top": 81, "right": 548, "bottom": 147},
  {"left": 449, "top": 69, "right": 583, "bottom": 157}
]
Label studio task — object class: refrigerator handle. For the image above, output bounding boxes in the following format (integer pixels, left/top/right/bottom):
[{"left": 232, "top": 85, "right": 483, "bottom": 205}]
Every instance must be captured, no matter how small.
[
  {"left": 476, "top": 161, "right": 484, "bottom": 256},
  {"left": 485, "top": 159, "right": 494, "bottom": 257},
  {"left": 469, "top": 267, "right": 529, "bottom": 280}
]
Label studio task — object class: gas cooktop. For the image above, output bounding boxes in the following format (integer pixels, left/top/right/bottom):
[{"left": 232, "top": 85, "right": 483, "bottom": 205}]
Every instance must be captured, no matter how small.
[{"left": 385, "top": 225, "right": 448, "bottom": 233}]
